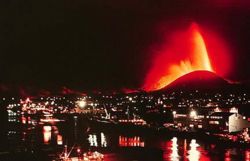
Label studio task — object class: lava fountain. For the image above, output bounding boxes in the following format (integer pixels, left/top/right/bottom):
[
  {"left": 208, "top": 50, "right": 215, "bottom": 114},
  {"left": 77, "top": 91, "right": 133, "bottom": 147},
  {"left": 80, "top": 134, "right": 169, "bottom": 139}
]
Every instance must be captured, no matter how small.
[{"left": 143, "top": 23, "right": 222, "bottom": 91}]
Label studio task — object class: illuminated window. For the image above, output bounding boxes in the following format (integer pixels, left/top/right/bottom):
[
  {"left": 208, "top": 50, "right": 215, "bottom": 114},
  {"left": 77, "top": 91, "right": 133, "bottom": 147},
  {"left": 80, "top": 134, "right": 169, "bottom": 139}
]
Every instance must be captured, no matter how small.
[
  {"left": 209, "top": 121, "right": 219, "bottom": 124},
  {"left": 189, "top": 124, "right": 194, "bottom": 128}
]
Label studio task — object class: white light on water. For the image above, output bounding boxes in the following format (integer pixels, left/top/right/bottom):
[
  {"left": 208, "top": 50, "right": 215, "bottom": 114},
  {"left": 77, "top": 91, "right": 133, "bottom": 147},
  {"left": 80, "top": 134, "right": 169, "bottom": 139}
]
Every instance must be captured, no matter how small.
[
  {"left": 171, "top": 137, "right": 179, "bottom": 161},
  {"left": 188, "top": 139, "right": 200, "bottom": 161}
]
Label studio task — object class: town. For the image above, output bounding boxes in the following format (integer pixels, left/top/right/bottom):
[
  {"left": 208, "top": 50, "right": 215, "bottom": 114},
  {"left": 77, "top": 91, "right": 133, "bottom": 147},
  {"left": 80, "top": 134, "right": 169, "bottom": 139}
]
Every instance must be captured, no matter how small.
[{"left": 4, "top": 89, "right": 250, "bottom": 146}]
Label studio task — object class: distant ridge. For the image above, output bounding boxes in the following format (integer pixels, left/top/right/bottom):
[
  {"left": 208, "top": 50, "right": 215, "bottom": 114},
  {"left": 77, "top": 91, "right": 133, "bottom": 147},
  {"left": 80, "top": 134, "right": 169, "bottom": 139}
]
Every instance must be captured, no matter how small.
[{"left": 1, "top": 71, "right": 250, "bottom": 97}]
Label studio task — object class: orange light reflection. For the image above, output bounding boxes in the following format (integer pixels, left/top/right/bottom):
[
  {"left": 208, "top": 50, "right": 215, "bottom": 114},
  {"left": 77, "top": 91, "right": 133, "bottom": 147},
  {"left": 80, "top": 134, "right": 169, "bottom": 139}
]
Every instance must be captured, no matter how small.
[
  {"left": 43, "top": 126, "right": 51, "bottom": 144},
  {"left": 119, "top": 136, "right": 144, "bottom": 147}
]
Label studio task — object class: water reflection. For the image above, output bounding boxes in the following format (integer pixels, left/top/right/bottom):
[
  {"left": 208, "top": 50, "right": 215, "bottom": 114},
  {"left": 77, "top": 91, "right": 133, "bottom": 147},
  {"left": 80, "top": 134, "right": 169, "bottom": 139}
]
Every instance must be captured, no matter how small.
[
  {"left": 119, "top": 136, "right": 145, "bottom": 147},
  {"left": 170, "top": 137, "right": 179, "bottom": 161},
  {"left": 164, "top": 138, "right": 212, "bottom": 161},
  {"left": 87, "top": 132, "right": 108, "bottom": 147},
  {"left": 43, "top": 126, "right": 51, "bottom": 144},
  {"left": 224, "top": 149, "right": 242, "bottom": 161},
  {"left": 246, "top": 149, "right": 250, "bottom": 161},
  {"left": 57, "top": 134, "right": 63, "bottom": 145},
  {"left": 183, "top": 139, "right": 188, "bottom": 161},
  {"left": 187, "top": 139, "right": 200, "bottom": 161},
  {"left": 88, "top": 134, "right": 98, "bottom": 147},
  {"left": 101, "top": 132, "right": 107, "bottom": 147},
  {"left": 42, "top": 124, "right": 63, "bottom": 145}
]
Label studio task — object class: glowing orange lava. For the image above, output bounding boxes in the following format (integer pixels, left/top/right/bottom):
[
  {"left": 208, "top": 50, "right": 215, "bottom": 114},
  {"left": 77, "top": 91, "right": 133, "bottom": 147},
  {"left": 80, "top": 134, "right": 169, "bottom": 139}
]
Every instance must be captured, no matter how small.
[{"left": 143, "top": 23, "right": 216, "bottom": 91}]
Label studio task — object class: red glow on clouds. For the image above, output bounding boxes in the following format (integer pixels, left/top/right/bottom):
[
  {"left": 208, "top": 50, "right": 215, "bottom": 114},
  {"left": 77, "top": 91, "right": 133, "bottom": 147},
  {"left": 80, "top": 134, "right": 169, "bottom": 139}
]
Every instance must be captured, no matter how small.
[
  {"left": 61, "top": 86, "right": 86, "bottom": 96},
  {"left": 143, "top": 23, "right": 230, "bottom": 91},
  {"left": 121, "top": 88, "right": 139, "bottom": 94}
]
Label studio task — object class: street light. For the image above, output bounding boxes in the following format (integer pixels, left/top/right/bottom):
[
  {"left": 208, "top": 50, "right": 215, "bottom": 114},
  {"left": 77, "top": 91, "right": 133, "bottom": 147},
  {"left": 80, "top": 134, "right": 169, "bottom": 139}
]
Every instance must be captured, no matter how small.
[
  {"left": 172, "top": 111, "right": 176, "bottom": 118},
  {"left": 190, "top": 110, "right": 197, "bottom": 119},
  {"left": 77, "top": 100, "right": 86, "bottom": 109}
]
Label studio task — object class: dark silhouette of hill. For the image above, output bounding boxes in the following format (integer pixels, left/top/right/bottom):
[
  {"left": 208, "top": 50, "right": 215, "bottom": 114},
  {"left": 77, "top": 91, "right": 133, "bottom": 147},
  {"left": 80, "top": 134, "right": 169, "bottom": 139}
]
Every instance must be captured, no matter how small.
[
  {"left": 157, "top": 70, "right": 233, "bottom": 92},
  {"left": 1, "top": 70, "right": 250, "bottom": 97}
]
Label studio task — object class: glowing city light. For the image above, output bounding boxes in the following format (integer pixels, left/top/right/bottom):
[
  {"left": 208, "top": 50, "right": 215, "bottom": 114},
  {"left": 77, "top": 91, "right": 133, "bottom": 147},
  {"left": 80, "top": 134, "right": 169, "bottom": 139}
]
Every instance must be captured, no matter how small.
[
  {"left": 77, "top": 100, "right": 86, "bottom": 108},
  {"left": 190, "top": 110, "right": 197, "bottom": 118}
]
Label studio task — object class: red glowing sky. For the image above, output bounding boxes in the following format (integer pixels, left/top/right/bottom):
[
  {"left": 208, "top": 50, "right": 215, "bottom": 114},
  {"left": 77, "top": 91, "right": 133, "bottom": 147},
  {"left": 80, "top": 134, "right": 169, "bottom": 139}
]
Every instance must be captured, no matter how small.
[{"left": 143, "top": 23, "right": 231, "bottom": 91}]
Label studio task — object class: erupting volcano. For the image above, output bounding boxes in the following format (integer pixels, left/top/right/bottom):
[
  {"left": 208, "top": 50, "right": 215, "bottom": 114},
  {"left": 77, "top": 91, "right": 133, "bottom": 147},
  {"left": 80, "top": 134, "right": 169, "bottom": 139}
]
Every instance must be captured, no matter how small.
[{"left": 143, "top": 23, "right": 229, "bottom": 91}]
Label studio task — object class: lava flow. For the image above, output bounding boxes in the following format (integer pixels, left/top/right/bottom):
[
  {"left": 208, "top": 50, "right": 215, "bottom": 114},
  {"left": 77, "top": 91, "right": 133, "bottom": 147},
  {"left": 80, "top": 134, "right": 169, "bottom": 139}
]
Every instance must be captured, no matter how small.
[{"left": 143, "top": 23, "right": 229, "bottom": 91}]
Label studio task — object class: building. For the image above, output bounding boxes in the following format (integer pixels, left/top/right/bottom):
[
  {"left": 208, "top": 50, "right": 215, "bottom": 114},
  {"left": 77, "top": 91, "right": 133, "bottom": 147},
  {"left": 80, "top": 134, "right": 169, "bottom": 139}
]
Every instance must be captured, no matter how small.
[
  {"left": 172, "top": 108, "right": 250, "bottom": 133},
  {"left": 229, "top": 113, "right": 250, "bottom": 133},
  {"left": 172, "top": 108, "right": 208, "bottom": 131},
  {"left": 207, "top": 112, "right": 250, "bottom": 133}
]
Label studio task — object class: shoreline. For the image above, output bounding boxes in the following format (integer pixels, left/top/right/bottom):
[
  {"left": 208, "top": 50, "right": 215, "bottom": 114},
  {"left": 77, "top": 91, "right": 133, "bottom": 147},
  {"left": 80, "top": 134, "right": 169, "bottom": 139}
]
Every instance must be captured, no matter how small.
[{"left": 87, "top": 117, "right": 250, "bottom": 148}]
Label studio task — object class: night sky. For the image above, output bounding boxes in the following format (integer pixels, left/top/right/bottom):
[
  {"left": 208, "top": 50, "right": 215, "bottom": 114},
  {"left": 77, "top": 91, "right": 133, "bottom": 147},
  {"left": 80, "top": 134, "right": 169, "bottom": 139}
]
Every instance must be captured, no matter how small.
[{"left": 1, "top": 0, "right": 250, "bottom": 91}]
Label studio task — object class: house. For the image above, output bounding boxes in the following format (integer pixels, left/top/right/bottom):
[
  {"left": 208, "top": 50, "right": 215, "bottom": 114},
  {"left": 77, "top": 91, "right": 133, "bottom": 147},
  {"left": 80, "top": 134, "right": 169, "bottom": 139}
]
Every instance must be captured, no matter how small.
[{"left": 207, "top": 112, "right": 250, "bottom": 133}]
